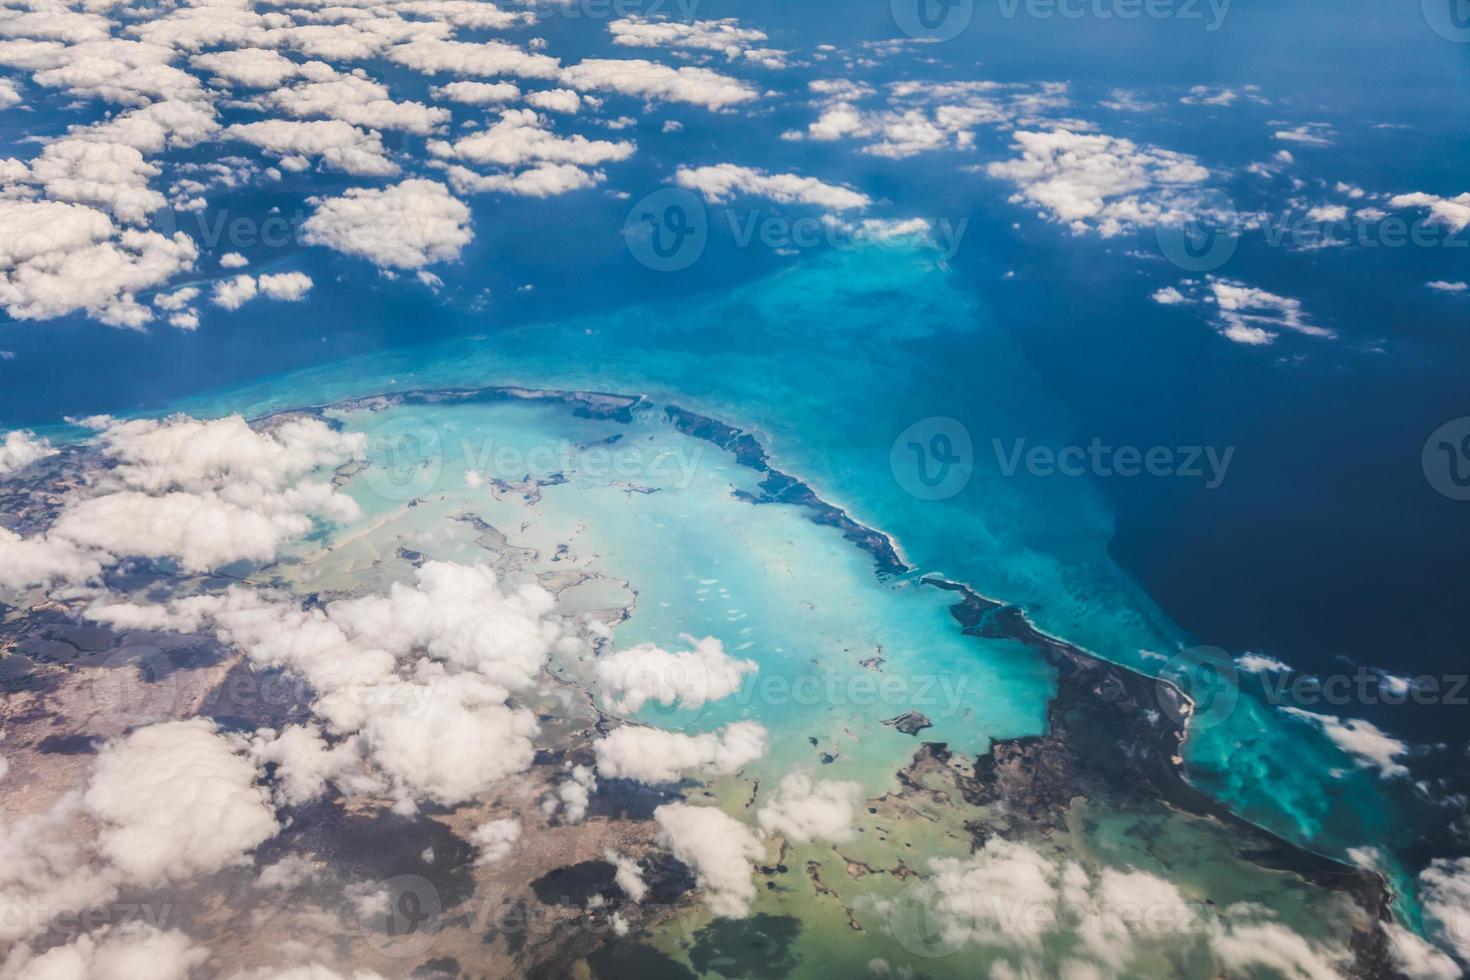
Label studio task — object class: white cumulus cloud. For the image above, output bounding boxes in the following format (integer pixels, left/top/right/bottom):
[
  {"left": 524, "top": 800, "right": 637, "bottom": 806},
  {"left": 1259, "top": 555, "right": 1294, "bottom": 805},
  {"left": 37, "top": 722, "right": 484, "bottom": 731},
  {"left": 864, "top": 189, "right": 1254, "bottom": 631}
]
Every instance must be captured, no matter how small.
[
  {"left": 654, "top": 803, "right": 764, "bottom": 918},
  {"left": 594, "top": 721, "right": 767, "bottom": 784},
  {"left": 756, "top": 773, "right": 863, "bottom": 845},
  {"left": 594, "top": 634, "right": 756, "bottom": 714},
  {"left": 84, "top": 719, "right": 280, "bottom": 885},
  {"left": 302, "top": 179, "right": 472, "bottom": 269},
  {"left": 675, "top": 164, "right": 870, "bottom": 211}
]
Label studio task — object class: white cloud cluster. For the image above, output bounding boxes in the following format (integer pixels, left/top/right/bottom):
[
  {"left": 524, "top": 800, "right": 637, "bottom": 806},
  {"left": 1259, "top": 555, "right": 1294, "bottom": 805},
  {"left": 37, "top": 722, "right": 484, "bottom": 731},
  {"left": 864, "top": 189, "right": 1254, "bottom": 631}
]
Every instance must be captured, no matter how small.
[
  {"left": 155, "top": 284, "right": 202, "bottom": 329},
  {"left": 801, "top": 101, "right": 997, "bottom": 158},
  {"left": 250, "top": 723, "right": 367, "bottom": 807},
  {"left": 38, "top": 414, "right": 361, "bottom": 576},
  {"left": 3, "top": 923, "right": 209, "bottom": 980},
  {"left": 789, "top": 79, "right": 1069, "bottom": 159},
  {"left": 0, "top": 429, "right": 57, "bottom": 476},
  {"left": 427, "top": 108, "right": 632, "bottom": 198},
  {"left": 1281, "top": 708, "right": 1410, "bottom": 778},
  {"left": 84, "top": 719, "right": 280, "bottom": 885},
  {"left": 385, "top": 36, "right": 560, "bottom": 80},
  {"left": 1383, "top": 921, "right": 1462, "bottom": 980},
  {"left": 264, "top": 67, "right": 450, "bottom": 136},
  {"left": 1179, "top": 84, "right": 1267, "bottom": 108},
  {"left": 358, "top": 667, "right": 541, "bottom": 807},
  {"left": 192, "top": 48, "right": 302, "bottom": 89},
  {"left": 594, "top": 634, "right": 756, "bottom": 714},
  {"left": 212, "top": 274, "right": 258, "bottom": 310},
  {"left": 302, "top": 179, "right": 472, "bottom": 269},
  {"left": 921, "top": 838, "right": 1092, "bottom": 959},
  {"left": 608, "top": 15, "right": 787, "bottom": 70},
  {"left": 986, "top": 128, "right": 1210, "bottom": 237},
  {"left": 541, "top": 763, "right": 597, "bottom": 825},
  {"left": 0, "top": 414, "right": 361, "bottom": 591},
  {"left": 0, "top": 792, "right": 120, "bottom": 946},
  {"left": 1419, "top": 857, "right": 1470, "bottom": 968},
  {"left": 92, "top": 413, "right": 357, "bottom": 495},
  {"left": 0, "top": 37, "right": 204, "bottom": 107},
  {"left": 1206, "top": 279, "right": 1333, "bottom": 345},
  {"left": 525, "top": 88, "right": 582, "bottom": 114},
  {"left": 211, "top": 271, "right": 313, "bottom": 309},
  {"left": 0, "top": 198, "right": 198, "bottom": 328},
  {"left": 675, "top": 164, "right": 870, "bottom": 211},
  {"left": 471, "top": 817, "right": 521, "bottom": 865},
  {"left": 1237, "top": 652, "right": 1291, "bottom": 674},
  {"left": 1211, "top": 919, "right": 1353, "bottom": 979},
  {"left": 654, "top": 803, "right": 764, "bottom": 918},
  {"left": 0, "top": 526, "right": 103, "bottom": 592},
  {"left": 52, "top": 484, "right": 321, "bottom": 570},
  {"left": 604, "top": 848, "right": 648, "bottom": 902},
  {"left": 895, "top": 837, "right": 1349, "bottom": 977},
  {"left": 561, "top": 58, "right": 757, "bottom": 110},
  {"left": 1274, "top": 123, "right": 1335, "bottom": 147},
  {"left": 0, "top": 40, "right": 227, "bottom": 328},
  {"left": 223, "top": 119, "right": 398, "bottom": 177},
  {"left": 393, "top": 0, "right": 533, "bottom": 31},
  {"left": 11, "top": 136, "right": 165, "bottom": 223},
  {"left": 1390, "top": 191, "right": 1470, "bottom": 234},
  {"left": 435, "top": 161, "right": 605, "bottom": 198},
  {"left": 1156, "top": 278, "right": 1333, "bottom": 346},
  {"left": 430, "top": 80, "right": 519, "bottom": 105},
  {"left": 756, "top": 773, "right": 862, "bottom": 845},
  {"left": 90, "top": 561, "right": 575, "bottom": 807},
  {"left": 0, "top": 0, "right": 775, "bottom": 330},
  {"left": 0, "top": 32, "right": 264, "bottom": 328},
  {"left": 594, "top": 721, "right": 766, "bottom": 784}
]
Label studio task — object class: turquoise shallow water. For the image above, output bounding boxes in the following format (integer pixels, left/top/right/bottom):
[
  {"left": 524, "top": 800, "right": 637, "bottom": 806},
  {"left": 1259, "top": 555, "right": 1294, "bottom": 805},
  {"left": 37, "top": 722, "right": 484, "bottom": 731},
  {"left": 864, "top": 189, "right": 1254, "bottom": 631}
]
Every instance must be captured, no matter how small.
[
  {"left": 289, "top": 395, "right": 1367, "bottom": 978},
  {"left": 94, "top": 243, "right": 1420, "bottom": 913},
  {"left": 325, "top": 397, "right": 1058, "bottom": 793}
]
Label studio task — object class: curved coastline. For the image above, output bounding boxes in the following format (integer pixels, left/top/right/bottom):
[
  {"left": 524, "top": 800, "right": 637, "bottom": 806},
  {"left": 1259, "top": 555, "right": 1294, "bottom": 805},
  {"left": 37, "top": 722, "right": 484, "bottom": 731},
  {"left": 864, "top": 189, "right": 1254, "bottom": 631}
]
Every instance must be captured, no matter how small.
[{"left": 277, "top": 381, "right": 1395, "bottom": 973}]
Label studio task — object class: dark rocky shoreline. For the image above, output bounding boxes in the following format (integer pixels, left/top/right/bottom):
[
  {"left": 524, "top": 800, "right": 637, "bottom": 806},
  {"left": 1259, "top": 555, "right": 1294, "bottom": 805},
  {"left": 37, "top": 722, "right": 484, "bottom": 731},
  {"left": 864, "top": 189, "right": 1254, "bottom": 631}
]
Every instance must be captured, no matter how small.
[
  {"left": 641, "top": 398, "right": 1399, "bottom": 978},
  {"left": 662, "top": 406, "right": 908, "bottom": 578}
]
